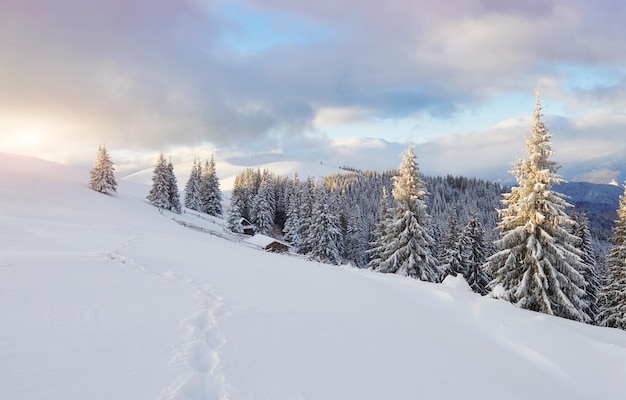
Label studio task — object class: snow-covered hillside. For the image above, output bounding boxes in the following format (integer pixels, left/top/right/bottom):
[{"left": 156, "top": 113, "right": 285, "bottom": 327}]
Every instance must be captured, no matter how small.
[
  {"left": 123, "top": 156, "right": 345, "bottom": 195},
  {"left": 1, "top": 152, "right": 626, "bottom": 400}
]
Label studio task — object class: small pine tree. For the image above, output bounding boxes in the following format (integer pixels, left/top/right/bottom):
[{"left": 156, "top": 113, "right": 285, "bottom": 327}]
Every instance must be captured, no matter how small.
[
  {"left": 297, "top": 177, "right": 316, "bottom": 255},
  {"left": 282, "top": 176, "right": 302, "bottom": 247},
  {"left": 367, "top": 187, "right": 392, "bottom": 271},
  {"left": 438, "top": 207, "right": 462, "bottom": 278},
  {"left": 184, "top": 158, "right": 202, "bottom": 211},
  {"left": 461, "top": 205, "right": 490, "bottom": 295},
  {"left": 147, "top": 152, "right": 171, "bottom": 210},
  {"left": 484, "top": 94, "right": 590, "bottom": 322},
  {"left": 167, "top": 159, "right": 181, "bottom": 214},
  {"left": 598, "top": 184, "right": 626, "bottom": 330},
  {"left": 252, "top": 176, "right": 274, "bottom": 235},
  {"left": 89, "top": 145, "right": 117, "bottom": 194},
  {"left": 572, "top": 209, "right": 601, "bottom": 323},
  {"left": 200, "top": 155, "right": 223, "bottom": 217},
  {"left": 344, "top": 205, "right": 368, "bottom": 267},
  {"left": 227, "top": 201, "right": 245, "bottom": 234},
  {"left": 373, "top": 145, "right": 440, "bottom": 281},
  {"left": 304, "top": 185, "right": 342, "bottom": 265}
]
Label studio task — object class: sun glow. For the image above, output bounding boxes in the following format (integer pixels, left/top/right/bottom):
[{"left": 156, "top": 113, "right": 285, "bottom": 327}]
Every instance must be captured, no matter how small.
[
  {"left": 14, "top": 131, "right": 42, "bottom": 147},
  {"left": 1, "top": 117, "right": 64, "bottom": 157}
]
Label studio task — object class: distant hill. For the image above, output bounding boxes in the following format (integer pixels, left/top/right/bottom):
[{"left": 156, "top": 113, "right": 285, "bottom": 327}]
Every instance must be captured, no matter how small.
[
  {"left": 555, "top": 181, "right": 622, "bottom": 242},
  {"left": 122, "top": 158, "right": 345, "bottom": 194}
]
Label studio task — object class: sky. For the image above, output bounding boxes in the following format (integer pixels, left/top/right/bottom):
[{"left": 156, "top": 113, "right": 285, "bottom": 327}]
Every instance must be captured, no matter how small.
[{"left": 2, "top": 0, "right": 626, "bottom": 182}]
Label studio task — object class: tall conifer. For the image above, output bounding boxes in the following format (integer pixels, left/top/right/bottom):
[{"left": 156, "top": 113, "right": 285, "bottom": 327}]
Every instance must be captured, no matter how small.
[
  {"left": 147, "top": 152, "right": 171, "bottom": 210},
  {"left": 599, "top": 184, "right": 626, "bottom": 329},
  {"left": 89, "top": 145, "right": 117, "bottom": 194},
  {"left": 184, "top": 158, "right": 202, "bottom": 211},
  {"left": 373, "top": 145, "right": 440, "bottom": 281},
  {"left": 484, "top": 94, "right": 590, "bottom": 322}
]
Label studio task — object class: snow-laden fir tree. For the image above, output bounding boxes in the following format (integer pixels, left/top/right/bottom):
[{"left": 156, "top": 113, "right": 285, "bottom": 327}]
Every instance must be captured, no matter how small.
[
  {"left": 373, "top": 145, "right": 440, "bottom": 281},
  {"left": 227, "top": 200, "right": 245, "bottom": 233},
  {"left": 598, "top": 184, "right": 626, "bottom": 330},
  {"left": 303, "top": 184, "right": 342, "bottom": 265},
  {"left": 572, "top": 209, "right": 601, "bottom": 323},
  {"left": 297, "top": 177, "right": 316, "bottom": 255},
  {"left": 252, "top": 175, "right": 274, "bottom": 235},
  {"left": 230, "top": 173, "right": 250, "bottom": 222},
  {"left": 367, "top": 187, "right": 392, "bottom": 271},
  {"left": 438, "top": 207, "right": 462, "bottom": 278},
  {"left": 89, "top": 144, "right": 117, "bottom": 194},
  {"left": 282, "top": 175, "right": 302, "bottom": 247},
  {"left": 484, "top": 94, "right": 590, "bottom": 322},
  {"left": 200, "top": 155, "right": 223, "bottom": 217},
  {"left": 147, "top": 152, "right": 172, "bottom": 210},
  {"left": 344, "top": 204, "right": 368, "bottom": 267},
  {"left": 167, "top": 159, "right": 181, "bottom": 214},
  {"left": 183, "top": 158, "right": 202, "bottom": 211},
  {"left": 461, "top": 205, "right": 490, "bottom": 295}
]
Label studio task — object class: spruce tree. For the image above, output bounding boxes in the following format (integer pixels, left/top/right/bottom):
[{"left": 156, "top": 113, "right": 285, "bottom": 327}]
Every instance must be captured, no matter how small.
[
  {"left": 227, "top": 201, "right": 245, "bottom": 234},
  {"left": 344, "top": 205, "right": 368, "bottom": 267},
  {"left": 373, "top": 145, "right": 440, "bottom": 281},
  {"left": 461, "top": 205, "right": 490, "bottom": 295},
  {"left": 147, "top": 152, "right": 171, "bottom": 210},
  {"left": 282, "top": 175, "right": 302, "bottom": 247},
  {"left": 184, "top": 158, "right": 202, "bottom": 211},
  {"left": 200, "top": 155, "right": 223, "bottom": 217},
  {"left": 167, "top": 159, "right": 182, "bottom": 214},
  {"left": 252, "top": 176, "right": 274, "bottom": 235},
  {"left": 367, "top": 187, "right": 392, "bottom": 271},
  {"left": 438, "top": 207, "right": 462, "bottom": 278},
  {"left": 598, "top": 184, "right": 626, "bottom": 330},
  {"left": 484, "top": 94, "right": 590, "bottom": 322},
  {"left": 304, "top": 185, "right": 342, "bottom": 265},
  {"left": 572, "top": 209, "right": 601, "bottom": 323},
  {"left": 89, "top": 145, "right": 117, "bottom": 194},
  {"left": 297, "top": 177, "right": 316, "bottom": 255}
]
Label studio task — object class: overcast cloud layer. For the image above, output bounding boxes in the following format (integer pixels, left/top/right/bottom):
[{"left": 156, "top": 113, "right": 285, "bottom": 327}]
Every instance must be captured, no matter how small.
[{"left": 2, "top": 0, "right": 626, "bottom": 181}]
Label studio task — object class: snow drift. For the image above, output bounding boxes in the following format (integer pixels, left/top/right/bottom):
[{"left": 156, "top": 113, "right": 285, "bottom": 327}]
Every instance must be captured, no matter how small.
[{"left": 1, "top": 152, "right": 626, "bottom": 400}]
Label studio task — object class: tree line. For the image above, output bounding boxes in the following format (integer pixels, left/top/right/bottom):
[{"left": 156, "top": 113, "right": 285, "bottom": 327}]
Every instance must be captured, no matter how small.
[{"left": 88, "top": 94, "right": 626, "bottom": 329}]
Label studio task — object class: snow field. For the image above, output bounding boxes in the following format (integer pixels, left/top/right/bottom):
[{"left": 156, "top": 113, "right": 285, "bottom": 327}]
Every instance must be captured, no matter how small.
[{"left": 1, "top": 153, "right": 626, "bottom": 399}]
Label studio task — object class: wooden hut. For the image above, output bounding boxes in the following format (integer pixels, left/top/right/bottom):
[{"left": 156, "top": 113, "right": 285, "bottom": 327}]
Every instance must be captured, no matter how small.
[{"left": 243, "top": 234, "right": 290, "bottom": 253}]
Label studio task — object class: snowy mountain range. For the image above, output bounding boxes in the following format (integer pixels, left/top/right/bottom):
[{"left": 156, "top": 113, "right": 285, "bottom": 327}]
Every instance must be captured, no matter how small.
[{"left": 2, "top": 152, "right": 626, "bottom": 400}]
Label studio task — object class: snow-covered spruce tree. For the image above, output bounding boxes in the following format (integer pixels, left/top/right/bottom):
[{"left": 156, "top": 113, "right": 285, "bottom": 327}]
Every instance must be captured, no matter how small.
[
  {"left": 167, "top": 158, "right": 181, "bottom": 214},
  {"left": 303, "top": 184, "right": 342, "bottom": 265},
  {"left": 89, "top": 144, "right": 117, "bottom": 194},
  {"left": 344, "top": 204, "right": 368, "bottom": 267},
  {"left": 227, "top": 200, "right": 245, "bottom": 233},
  {"left": 230, "top": 173, "right": 250, "bottom": 222},
  {"left": 461, "top": 205, "right": 490, "bottom": 295},
  {"left": 598, "top": 184, "right": 626, "bottom": 330},
  {"left": 282, "top": 175, "right": 302, "bottom": 247},
  {"left": 572, "top": 209, "right": 601, "bottom": 323},
  {"left": 373, "top": 144, "right": 440, "bottom": 281},
  {"left": 183, "top": 158, "right": 202, "bottom": 211},
  {"left": 200, "top": 155, "right": 223, "bottom": 217},
  {"left": 147, "top": 152, "right": 171, "bottom": 210},
  {"left": 367, "top": 187, "right": 392, "bottom": 271},
  {"left": 484, "top": 95, "right": 590, "bottom": 322},
  {"left": 438, "top": 207, "right": 462, "bottom": 278},
  {"left": 252, "top": 176, "right": 274, "bottom": 235},
  {"left": 297, "top": 177, "right": 316, "bottom": 255}
]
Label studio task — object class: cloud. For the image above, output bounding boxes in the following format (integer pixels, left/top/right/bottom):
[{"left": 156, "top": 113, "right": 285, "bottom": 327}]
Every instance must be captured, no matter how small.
[{"left": 2, "top": 0, "right": 626, "bottom": 180}]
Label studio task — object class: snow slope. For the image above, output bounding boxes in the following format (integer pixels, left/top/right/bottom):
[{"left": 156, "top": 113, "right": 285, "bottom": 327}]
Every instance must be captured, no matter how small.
[
  {"left": 122, "top": 157, "right": 345, "bottom": 195},
  {"left": 2, "top": 152, "right": 626, "bottom": 400}
]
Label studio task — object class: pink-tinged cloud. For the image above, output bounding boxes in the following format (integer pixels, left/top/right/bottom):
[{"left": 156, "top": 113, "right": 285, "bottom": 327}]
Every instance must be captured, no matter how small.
[{"left": 1, "top": 0, "right": 626, "bottom": 180}]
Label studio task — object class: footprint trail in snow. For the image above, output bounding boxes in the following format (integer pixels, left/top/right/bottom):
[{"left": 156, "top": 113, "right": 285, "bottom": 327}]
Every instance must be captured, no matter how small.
[{"left": 105, "top": 234, "right": 230, "bottom": 400}]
